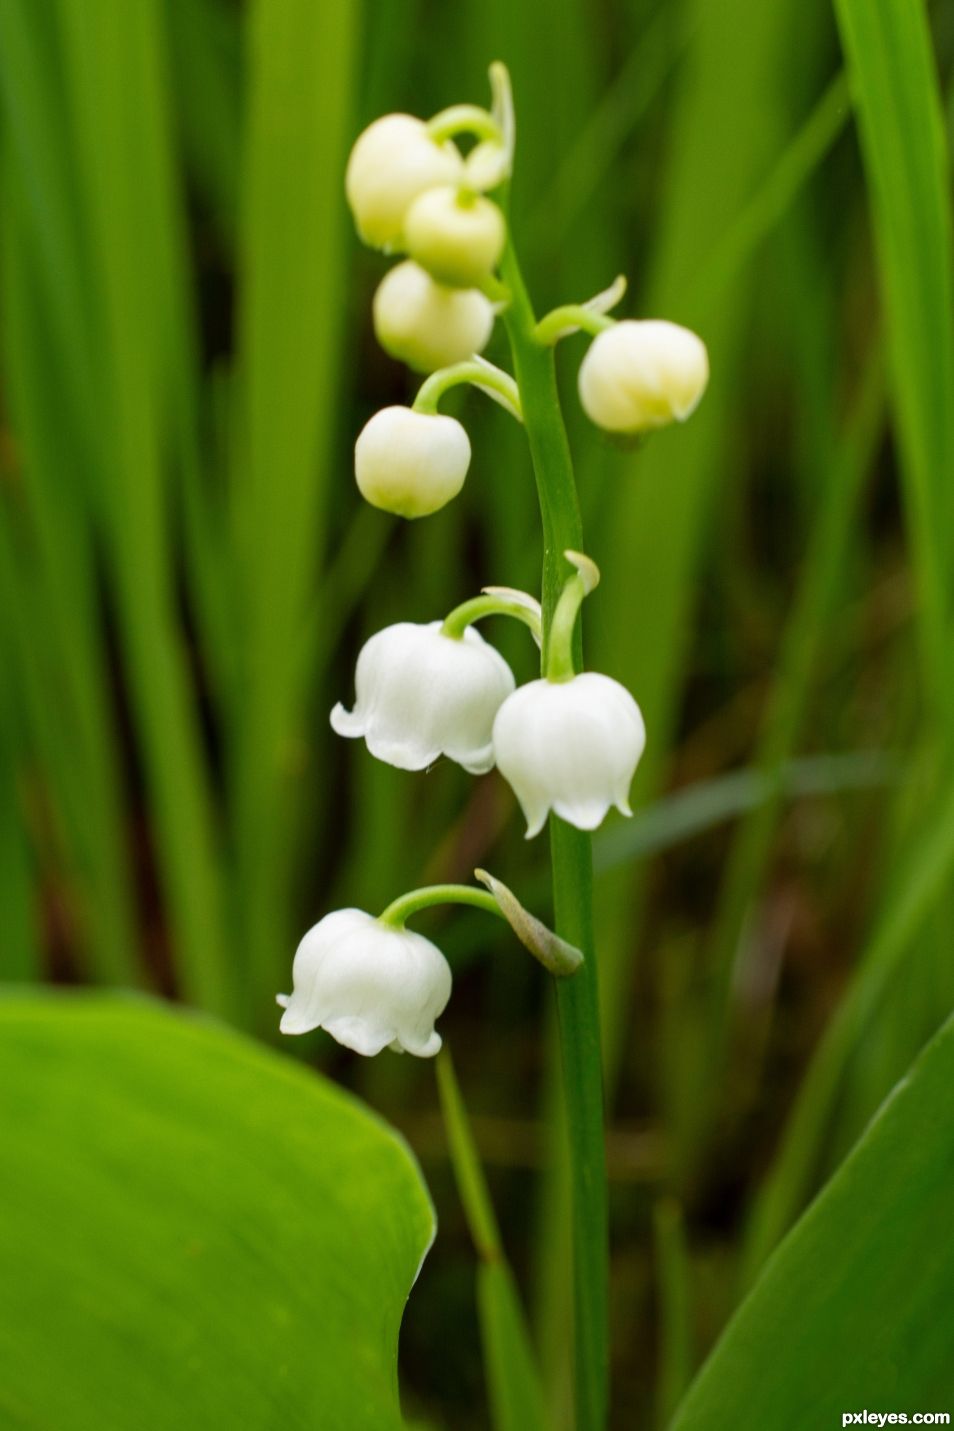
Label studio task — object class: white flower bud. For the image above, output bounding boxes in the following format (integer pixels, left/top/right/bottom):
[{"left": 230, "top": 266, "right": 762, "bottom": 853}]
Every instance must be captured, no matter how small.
[
  {"left": 492, "top": 673, "right": 646, "bottom": 837},
  {"left": 403, "top": 185, "right": 506, "bottom": 287},
  {"left": 373, "top": 260, "right": 495, "bottom": 373},
  {"left": 345, "top": 114, "right": 463, "bottom": 251},
  {"left": 331, "top": 620, "right": 515, "bottom": 774},
  {"left": 354, "top": 406, "right": 471, "bottom": 517},
  {"left": 278, "top": 909, "right": 451, "bottom": 1057},
  {"left": 578, "top": 320, "right": 709, "bottom": 434}
]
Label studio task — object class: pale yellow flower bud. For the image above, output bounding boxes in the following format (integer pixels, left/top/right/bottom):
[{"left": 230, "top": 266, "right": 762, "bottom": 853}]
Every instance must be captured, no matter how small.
[
  {"left": 403, "top": 186, "right": 506, "bottom": 287},
  {"left": 354, "top": 406, "right": 471, "bottom": 518},
  {"left": 372, "top": 261, "right": 495, "bottom": 373},
  {"left": 345, "top": 114, "right": 462, "bottom": 251},
  {"left": 578, "top": 320, "right": 709, "bottom": 434}
]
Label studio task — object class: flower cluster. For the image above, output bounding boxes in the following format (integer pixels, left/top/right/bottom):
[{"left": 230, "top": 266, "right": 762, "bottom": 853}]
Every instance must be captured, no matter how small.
[
  {"left": 347, "top": 75, "right": 708, "bottom": 523},
  {"left": 345, "top": 79, "right": 515, "bottom": 516},
  {"left": 330, "top": 555, "right": 645, "bottom": 839},
  {"left": 279, "top": 67, "right": 708, "bottom": 1060}
]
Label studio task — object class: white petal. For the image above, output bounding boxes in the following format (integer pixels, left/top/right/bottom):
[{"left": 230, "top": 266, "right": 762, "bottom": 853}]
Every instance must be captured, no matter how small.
[
  {"left": 493, "top": 673, "right": 645, "bottom": 837},
  {"left": 329, "top": 702, "right": 366, "bottom": 738},
  {"left": 331, "top": 621, "right": 514, "bottom": 775},
  {"left": 278, "top": 909, "right": 452, "bottom": 1058}
]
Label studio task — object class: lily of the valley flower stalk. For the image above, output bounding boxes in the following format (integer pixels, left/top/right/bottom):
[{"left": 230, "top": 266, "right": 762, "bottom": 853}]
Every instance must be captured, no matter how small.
[{"left": 282, "top": 62, "right": 709, "bottom": 1431}]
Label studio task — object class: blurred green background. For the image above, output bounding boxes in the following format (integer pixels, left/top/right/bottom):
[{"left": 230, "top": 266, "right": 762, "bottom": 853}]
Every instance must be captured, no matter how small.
[{"left": 1, "top": 0, "right": 953, "bottom": 1426}]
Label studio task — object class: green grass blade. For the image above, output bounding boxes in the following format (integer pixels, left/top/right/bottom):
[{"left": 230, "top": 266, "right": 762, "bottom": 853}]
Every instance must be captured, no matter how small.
[
  {"left": 702, "top": 354, "right": 884, "bottom": 1066},
  {"left": 53, "top": 0, "right": 233, "bottom": 1015},
  {"left": 690, "top": 69, "right": 851, "bottom": 309},
  {"left": 673, "top": 1007, "right": 954, "bottom": 1426},
  {"left": 591, "top": 0, "right": 806, "bottom": 1091},
  {"left": 166, "top": 0, "right": 240, "bottom": 246},
  {"left": 231, "top": 0, "right": 360, "bottom": 1027},
  {"left": 436, "top": 1051, "right": 550, "bottom": 1431},
  {"left": 832, "top": 0, "right": 954, "bottom": 726},
  {"left": 741, "top": 762, "right": 954, "bottom": 1283},
  {"left": 0, "top": 637, "right": 38, "bottom": 981},
  {"left": 0, "top": 136, "right": 141, "bottom": 988},
  {"left": 653, "top": 1200, "right": 693, "bottom": 1429}
]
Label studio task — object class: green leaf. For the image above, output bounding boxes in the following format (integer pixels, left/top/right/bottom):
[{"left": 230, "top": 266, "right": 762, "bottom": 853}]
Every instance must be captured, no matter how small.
[
  {"left": 477, "top": 1263, "right": 551, "bottom": 1431},
  {"left": 435, "top": 1051, "right": 550, "bottom": 1431},
  {"left": 832, "top": 0, "right": 954, "bottom": 728},
  {"left": 0, "top": 994, "right": 434, "bottom": 1431},
  {"left": 671, "top": 1010, "right": 954, "bottom": 1427},
  {"left": 232, "top": 0, "right": 360, "bottom": 1025}
]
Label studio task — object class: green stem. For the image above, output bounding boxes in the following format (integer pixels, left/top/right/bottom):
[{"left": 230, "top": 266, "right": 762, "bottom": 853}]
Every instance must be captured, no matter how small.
[
  {"left": 441, "top": 591, "right": 542, "bottom": 644},
  {"left": 546, "top": 555, "right": 599, "bottom": 681},
  {"left": 428, "top": 103, "right": 501, "bottom": 146},
  {"left": 534, "top": 305, "right": 614, "bottom": 346},
  {"left": 413, "top": 359, "right": 523, "bottom": 423},
  {"left": 378, "top": 883, "right": 502, "bottom": 928},
  {"left": 436, "top": 1048, "right": 502, "bottom": 1261},
  {"left": 500, "top": 235, "right": 609, "bottom": 1430}
]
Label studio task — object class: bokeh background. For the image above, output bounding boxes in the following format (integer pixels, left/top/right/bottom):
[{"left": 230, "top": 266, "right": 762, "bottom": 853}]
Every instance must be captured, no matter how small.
[{"left": 1, "top": 1, "right": 952, "bottom": 1426}]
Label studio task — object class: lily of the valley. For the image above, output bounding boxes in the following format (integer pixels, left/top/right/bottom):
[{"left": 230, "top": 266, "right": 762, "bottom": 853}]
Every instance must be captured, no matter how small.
[
  {"left": 331, "top": 620, "right": 515, "bottom": 774},
  {"left": 345, "top": 114, "right": 462, "bottom": 250},
  {"left": 493, "top": 672, "right": 646, "bottom": 837},
  {"left": 373, "top": 260, "right": 495, "bottom": 373},
  {"left": 578, "top": 318, "right": 709, "bottom": 434},
  {"left": 278, "top": 909, "right": 451, "bottom": 1057},
  {"left": 491, "top": 550, "right": 645, "bottom": 836},
  {"left": 354, "top": 406, "right": 471, "bottom": 517},
  {"left": 403, "top": 185, "right": 506, "bottom": 288}
]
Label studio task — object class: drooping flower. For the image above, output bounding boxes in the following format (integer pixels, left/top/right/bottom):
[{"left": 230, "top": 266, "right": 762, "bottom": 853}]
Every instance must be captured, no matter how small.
[
  {"left": 578, "top": 319, "right": 709, "bottom": 434},
  {"left": 492, "top": 672, "right": 646, "bottom": 837},
  {"left": 331, "top": 620, "right": 515, "bottom": 774},
  {"left": 373, "top": 260, "right": 495, "bottom": 373},
  {"left": 354, "top": 406, "right": 471, "bottom": 518},
  {"left": 403, "top": 186, "right": 506, "bottom": 288},
  {"left": 277, "top": 909, "right": 451, "bottom": 1057},
  {"left": 345, "top": 114, "right": 463, "bottom": 251}
]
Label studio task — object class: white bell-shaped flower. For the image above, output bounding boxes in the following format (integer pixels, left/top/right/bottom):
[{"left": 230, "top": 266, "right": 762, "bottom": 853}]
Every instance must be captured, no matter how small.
[
  {"left": 331, "top": 620, "right": 515, "bottom": 774},
  {"left": 345, "top": 114, "right": 463, "bottom": 251},
  {"left": 354, "top": 406, "right": 471, "bottom": 517},
  {"left": 578, "top": 319, "right": 709, "bottom": 434},
  {"left": 277, "top": 909, "right": 451, "bottom": 1057},
  {"left": 373, "top": 260, "right": 495, "bottom": 373},
  {"left": 493, "top": 672, "right": 646, "bottom": 837},
  {"left": 404, "top": 185, "right": 506, "bottom": 287}
]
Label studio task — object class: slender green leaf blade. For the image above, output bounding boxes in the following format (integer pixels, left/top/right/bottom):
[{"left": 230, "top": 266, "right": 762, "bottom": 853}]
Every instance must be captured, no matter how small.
[
  {"left": 672, "top": 1009, "right": 954, "bottom": 1425},
  {"left": 233, "top": 0, "right": 360, "bottom": 1024},
  {"left": 833, "top": 0, "right": 954, "bottom": 723}
]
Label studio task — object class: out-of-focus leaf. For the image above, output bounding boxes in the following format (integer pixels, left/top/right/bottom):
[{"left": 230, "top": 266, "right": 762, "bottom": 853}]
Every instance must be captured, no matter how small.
[
  {"left": 671, "top": 1010, "right": 954, "bottom": 1426},
  {"left": 832, "top": 0, "right": 954, "bottom": 723},
  {"left": 0, "top": 995, "right": 434, "bottom": 1430}
]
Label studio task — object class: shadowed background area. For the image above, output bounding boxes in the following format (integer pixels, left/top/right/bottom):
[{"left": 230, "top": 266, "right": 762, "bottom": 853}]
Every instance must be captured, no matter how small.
[{"left": 1, "top": 0, "right": 953, "bottom": 1426}]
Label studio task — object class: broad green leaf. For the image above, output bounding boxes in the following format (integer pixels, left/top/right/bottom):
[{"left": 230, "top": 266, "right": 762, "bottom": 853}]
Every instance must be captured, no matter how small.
[
  {"left": 671, "top": 1010, "right": 954, "bottom": 1427},
  {"left": 0, "top": 994, "right": 434, "bottom": 1431}
]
